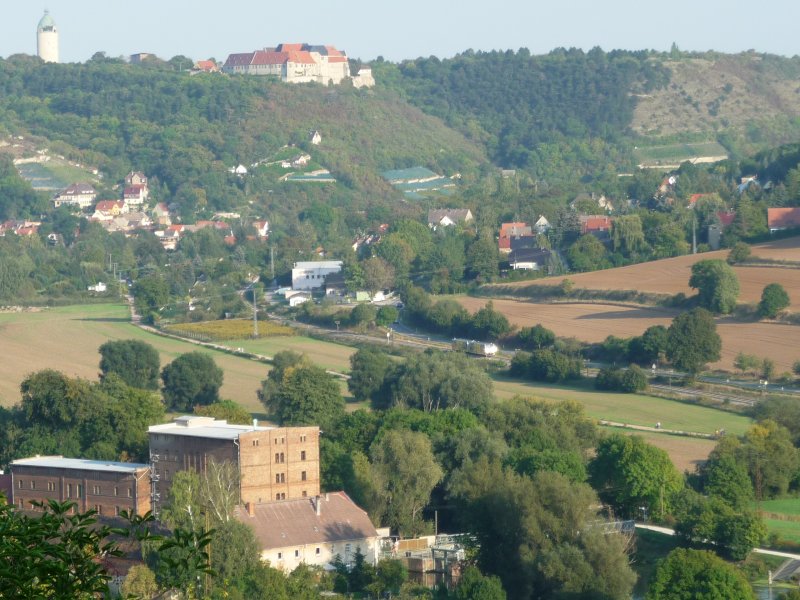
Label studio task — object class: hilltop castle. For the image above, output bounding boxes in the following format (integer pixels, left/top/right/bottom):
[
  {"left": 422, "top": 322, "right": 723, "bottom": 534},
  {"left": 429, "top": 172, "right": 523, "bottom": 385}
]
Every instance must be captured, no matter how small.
[
  {"left": 223, "top": 43, "right": 374, "bottom": 87},
  {"left": 36, "top": 11, "right": 59, "bottom": 63}
]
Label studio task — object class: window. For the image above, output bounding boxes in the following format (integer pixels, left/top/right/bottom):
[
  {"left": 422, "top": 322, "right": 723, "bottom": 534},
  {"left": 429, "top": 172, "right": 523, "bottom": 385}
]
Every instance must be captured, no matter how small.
[
  {"left": 275, "top": 453, "right": 279, "bottom": 463},
  {"left": 294, "top": 550, "right": 299, "bottom": 558},
  {"left": 275, "top": 473, "right": 285, "bottom": 484},
  {"left": 66, "top": 484, "right": 72, "bottom": 498},
  {"left": 302, "top": 490, "right": 307, "bottom": 497},
  {"left": 47, "top": 481, "right": 55, "bottom": 491},
  {"left": 301, "top": 471, "right": 307, "bottom": 481},
  {"left": 114, "top": 487, "right": 118, "bottom": 497},
  {"left": 17, "top": 480, "right": 22, "bottom": 489},
  {"left": 276, "top": 493, "right": 281, "bottom": 501},
  {"left": 316, "top": 547, "right": 320, "bottom": 555},
  {"left": 95, "top": 504, "right": 102, "bottom": 514},
  {"left": 115, "top": 506, "right": 121, "bottom": 516},
  {"left": 277, "top": 552, "right": 282, "bottom": 560},
  {"left": 253, "top": 440, "right": 258, "bottom": 447},
  {"left": 30, "top": 481, "right": 35, "bottom": 490},
  {"left": 127, "top": 488, "right": 132, "bottom": 498},
  {"left": 92, "top": 485, "right": 101, "bottom": 495},
  {"left": 76, "top": 484, "right": 83, "bottom": 498},
  {"left": 300, "top": 451, "right": 306, "bottom": 461},
  {"left": 300, "top": 434, "right": 307, "bottom": 443}
]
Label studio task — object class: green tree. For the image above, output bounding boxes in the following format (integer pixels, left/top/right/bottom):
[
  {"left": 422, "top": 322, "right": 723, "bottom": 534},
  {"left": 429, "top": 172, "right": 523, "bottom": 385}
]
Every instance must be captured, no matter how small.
[
  {"left": 727, "top": 242, "right": 751, "bottom": 265},
  {"left": 567, "top": 234, "right": 608, "bottom": 272},
  {"left": 264, "top": 363, "right": 345, "bottom": 429},
  {"left": 132, "top": 275, "right": 169, "bottom": 324},
  {"left": 517, "top": 324, "right": 555, "bottom": 350},
  {"left": 466, "top": 235, "right": 500, "bottom": 280},
  {"left": 350, "top": 302, "right": 378, "bottom": 327},
  {"left": 701, "top": 438, "right": 754, "bottom": 510},
  {"left": 628, "top": 325, "right": 669, "bottom": 365},
  {"left": 120, "top": 564, "right": 158, "bottom": 599},
  {"left": 362, "top": 256, "right": 396, "bottom": 295},
  {"left": 370, "top": 429, "right": 443, "bottom": 537},
  {"left": 689, "top": 259, "right": 740, "bottom": 314},
  {"left": 666, "top": 308, "right": 721, "bottom": 375},
  {"left": 376, "top": 305, "right": 398, "bottom": 326},
  {"left": 453, "top": 566, "right": 507, "bottom": 600},
  {"left": 646, "top": 548, "right": 755, "bottom": 600},
  {"left": 611, "top": 214, "right": 646, "bottom": 255},
  {"left": 470, "top": 300, "right": 512, "bottom": 340},
  {"left": 589, "top": 433, "right": 684, "bottom": 519},
  {"left": 98, "top": 339, "right": 161, "bottom": 390},
  {"left": 758, "top": 283, "right": 790, "bottom": 319},
  {"left": 348, "top": 348, "right": 392, "bottom": 402},
  {"left": 734, "top": 352, "right": 760, "bottom": 375},
  {"left": 193, "top": 399, "right": 252, "bottom": 424},
  {"left": 161, "top": 352, "right": 224, "bottom": 412}
]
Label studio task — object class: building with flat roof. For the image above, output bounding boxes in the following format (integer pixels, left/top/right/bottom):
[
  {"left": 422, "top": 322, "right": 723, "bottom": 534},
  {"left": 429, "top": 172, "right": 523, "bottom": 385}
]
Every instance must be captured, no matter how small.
[
  {"left": 291, "top": 260, "right": 343, "bottom": 290},
  {"left": 9, "top": 456, "right": 150, "bottom": 517},
  {"left": 148, "top": 416, "right": 320, "bottom": 512}
]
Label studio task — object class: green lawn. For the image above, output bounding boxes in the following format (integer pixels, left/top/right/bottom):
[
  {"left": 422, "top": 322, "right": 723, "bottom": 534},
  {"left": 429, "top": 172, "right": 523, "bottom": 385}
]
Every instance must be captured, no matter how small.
[
  {"left": 492, "top": 375, "right": 751, "bottom": 436},
  {"left": 764, "top": 519, "right": 800, "bottom": 544},
  {"left": 757, "top": 499, "right": 800, "bottom": 517}
]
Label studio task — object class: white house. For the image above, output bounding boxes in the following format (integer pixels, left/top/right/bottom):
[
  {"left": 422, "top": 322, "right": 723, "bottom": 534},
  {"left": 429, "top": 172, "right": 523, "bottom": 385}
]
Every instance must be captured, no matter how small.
[
  {"left": 309, "top": 130, "right": 322, "bottom": 145},
  {"left": 533, "top": 215, "right": 551, "bottom": 235},
  {"left": 427, "top": 208, "right": 474, "bottom": 229},
  {"left": 87, "top": 282, "right": 107, "bottom": 293},
  {"left": 291, "top": 260, "right": 343, "bottom": 290},
  {"left": 53, "top": 183, "right": 96, "bottom": 209},
  {"left": 235, "top": 492, "right": 382, "bottom": 571}
]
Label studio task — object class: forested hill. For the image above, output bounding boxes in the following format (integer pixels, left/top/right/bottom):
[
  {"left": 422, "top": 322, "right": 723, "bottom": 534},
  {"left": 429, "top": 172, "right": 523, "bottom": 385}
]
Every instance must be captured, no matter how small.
[
  {"left": 373, "top": 48, "right": 671, "bottom": 177},
  {"left": 0, "top": 56, "right": 488, "bottom": 215}
]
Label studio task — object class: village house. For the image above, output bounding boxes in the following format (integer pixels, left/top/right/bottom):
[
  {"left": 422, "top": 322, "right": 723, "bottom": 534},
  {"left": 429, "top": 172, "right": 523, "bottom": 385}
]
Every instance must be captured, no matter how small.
[
  {"left": 498, "top": 222, "right": 534, "bottom": 253},
  {"left": 235, "top": 492, "right": 383, "bottom": 571},
  {"left": 151, "top": 203, "right": 172, "bottom": 226},
  {"left": 53, "top": 183, "right": 96, "bottom": 209},
  {"left": 292, "top": 260, "right": 343, "bottom": 290},
  {"left": 509, "top": 247, "right": 551, "bottom": 271},
  {"left": 148, "top": 416, "right": 320, "bottom": 508},
  {"left": 309, "top": 130, "right": 322, "bottom": 145},
  {"left": 252, "top": 220, "right": 270, "bottom": 239},
  {"left": 193, "top": 59, "right": 219, "bottom": 73},
  {"left": 123, "top": 185, "right": 147, "bottom": 206},
  {"left": 533, "top": 215, "right": 551, "bottom": 235},
  {"left": 0, "top": 219, "right": 42, "bottom": 237},
  {"left": 9, "top": 456, "right": 151, "bottom": 517},
  {"left": 580, "top": 215, "right": 613, "bottom": 236},
  {"left": 768, "top": 207, "right": 800, "bottom": 233},
  {"left": 427, "top": 208, "right": 474, "bottom": 229},
  {"left": 91, "top": 200, "right": 127, "bottom": 221},
  {"left": 223, "top": 44, "right": 356, "bottom": 86},
  {"left": 125, "top": 171, "right": 148, "bottom": 187}
]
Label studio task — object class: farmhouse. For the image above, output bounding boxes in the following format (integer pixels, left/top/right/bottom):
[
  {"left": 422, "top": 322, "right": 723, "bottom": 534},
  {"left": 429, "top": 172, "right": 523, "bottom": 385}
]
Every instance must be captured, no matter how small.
[
  {"left": 9, "top": 456, "right": 151, "bottom": 517},
  {"left": 148, "top": 416, "right": 320, "bottom": 508},
  {"left": 235, "top": 492, "right": 383, "bottom": 571},
  {"left": 292, "top": 260, "right": 343, "bottom": 290},
  {"left": 53, "top": 183, "right": 96, "bottom": 209},
  {"left": 768, "top": 208, "right": 800, "bottom": 233}
]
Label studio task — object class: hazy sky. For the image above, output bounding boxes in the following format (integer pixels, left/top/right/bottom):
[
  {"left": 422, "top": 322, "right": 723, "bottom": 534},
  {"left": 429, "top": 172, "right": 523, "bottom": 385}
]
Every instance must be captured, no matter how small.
[{"left": 3, "top": 1, "right": 799, "bottom": 64}]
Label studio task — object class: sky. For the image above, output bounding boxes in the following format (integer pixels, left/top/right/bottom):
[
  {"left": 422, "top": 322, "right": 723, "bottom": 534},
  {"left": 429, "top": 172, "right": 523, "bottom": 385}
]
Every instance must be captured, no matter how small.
[{"left": 3, "top": 1, "right": 800, "bottom": 64}]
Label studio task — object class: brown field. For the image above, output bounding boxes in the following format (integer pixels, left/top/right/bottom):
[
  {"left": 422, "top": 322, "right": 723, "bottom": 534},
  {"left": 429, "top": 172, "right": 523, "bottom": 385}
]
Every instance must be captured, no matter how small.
[
  {"left": 606, "top": 428, "right": 716, "bottom": 473},
  {"left": 494, "top": 237, "right": 800, "bottom": 308},
  {"left": 456, "top": 297, "right": 799, "bottom": 372}
]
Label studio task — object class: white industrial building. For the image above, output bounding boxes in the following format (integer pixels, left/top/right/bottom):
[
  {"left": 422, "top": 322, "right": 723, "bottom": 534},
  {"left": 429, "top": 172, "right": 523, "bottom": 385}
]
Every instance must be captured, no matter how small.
[{"left": 291, "top": 260, "right": 343, "bottom": 290}]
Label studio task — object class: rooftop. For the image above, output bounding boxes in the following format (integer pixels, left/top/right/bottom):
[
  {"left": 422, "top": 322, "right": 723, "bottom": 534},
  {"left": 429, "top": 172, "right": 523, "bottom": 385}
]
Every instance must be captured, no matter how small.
[
  {"left": 11, "top": 456, "right": 148, "bottom": 474},
  {"left": 293, "top": 260, "right": 343, "bottom": 269},
  {"left": 235, "top": 491, "right": 378, "bottom": 549},
  {"left": 149, "top": 415, "right": 272, "bottom": 440}
]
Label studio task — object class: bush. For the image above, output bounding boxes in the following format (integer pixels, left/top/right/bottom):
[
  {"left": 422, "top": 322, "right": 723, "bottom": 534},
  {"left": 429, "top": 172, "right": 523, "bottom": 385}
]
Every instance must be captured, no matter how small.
[
  {"left": 727, "top": 242, "right": 751, "bottom": 265},
  {"left": 376, "top": 305, "right": 399, "bottom": 326},
  {"left": 509, "top": 349, "right": 582, "bottom": 383},
  {"left": 758, "top": 283, "right": 790, "bottom": 319},
  {"left": 595, "top": 365, "right": 647, "bottom": 393}
]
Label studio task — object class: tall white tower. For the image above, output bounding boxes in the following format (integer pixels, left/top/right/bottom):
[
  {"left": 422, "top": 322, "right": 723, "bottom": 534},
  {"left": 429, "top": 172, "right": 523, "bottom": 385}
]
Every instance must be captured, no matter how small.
[{"left": 36, "top": 11, "right": 59, "bottom": 63}]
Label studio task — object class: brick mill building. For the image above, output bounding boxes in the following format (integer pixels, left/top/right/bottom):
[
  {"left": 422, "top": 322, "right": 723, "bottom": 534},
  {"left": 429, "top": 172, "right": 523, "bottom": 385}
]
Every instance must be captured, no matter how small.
[
  {"left": 147, "top": 416, "right": 320, "bottom": 511},
  {"left": 9, "top": 456, "right": 151, "bottom": 517}
]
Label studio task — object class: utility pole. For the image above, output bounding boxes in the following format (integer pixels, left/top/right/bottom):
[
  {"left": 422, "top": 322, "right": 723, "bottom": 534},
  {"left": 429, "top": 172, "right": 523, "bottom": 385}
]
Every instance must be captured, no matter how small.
[
  {"left": 692, "top": 212, "right": 697, "bottom": 254},
  {"left": 252, "top": 285, "right": 259, "bottom": 338},
  {"left": 270, "top": 247, "right": 275, "bottom": 283}
]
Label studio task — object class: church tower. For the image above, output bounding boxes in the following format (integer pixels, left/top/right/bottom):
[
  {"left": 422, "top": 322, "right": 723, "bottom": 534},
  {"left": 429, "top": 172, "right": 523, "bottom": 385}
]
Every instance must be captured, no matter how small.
[{"left": 37, "top": 11, "right": 59, "bottom": 63}]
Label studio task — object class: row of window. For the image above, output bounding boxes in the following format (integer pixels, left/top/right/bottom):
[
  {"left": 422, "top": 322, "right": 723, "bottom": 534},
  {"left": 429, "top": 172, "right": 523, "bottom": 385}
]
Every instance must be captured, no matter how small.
[
  {"left": 273, "top": 451, "right": 307, "bottom": 463},
  {"left": 275, "top": 544, "right": 359, "bottom": 561},
  {"left": 274, "top": 471, "right": 308, "bottom": 484},
  {"left": 17, "top": 480, "right": 133, "bottom": 499},
  {"left": 17, "top": 499, "right": 127, "bottom": 517},
  {"left": 252, "top": 434, "right": 308, "bottom": 447}
]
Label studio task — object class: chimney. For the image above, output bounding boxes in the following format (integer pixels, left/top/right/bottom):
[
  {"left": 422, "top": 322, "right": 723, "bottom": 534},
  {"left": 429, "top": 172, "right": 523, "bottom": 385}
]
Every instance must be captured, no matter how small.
[
  {"left": 315, "top": 495, "right": 321, "bottom": 516},
  {"left": 246, "top": 502, "right": 255, "bottom": 517}
]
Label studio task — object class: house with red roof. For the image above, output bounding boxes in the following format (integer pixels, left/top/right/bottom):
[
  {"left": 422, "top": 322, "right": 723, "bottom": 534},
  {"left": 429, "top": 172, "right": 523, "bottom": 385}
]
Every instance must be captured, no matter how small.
[
  {"left": 768, "top": 208, "right": 800, "bottom": 233},
  {"left": 91, "top": 200, "right": 127, "bottom": 221},
  {"left": 193, "top": 60, "right": 218, "bottom": 73},
  {"left": 579, "top": 215, "right": 613, "bottom": 235},
  {"left": 498, "top": 222, "right": 534, "bottom": 254}
]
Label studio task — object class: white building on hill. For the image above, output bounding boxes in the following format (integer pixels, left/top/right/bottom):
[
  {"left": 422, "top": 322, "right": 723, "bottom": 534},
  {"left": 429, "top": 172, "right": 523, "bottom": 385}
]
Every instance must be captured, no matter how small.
[
  {"left": 223, "top": 43, "right": 355, "bottom": 85},
  {"left": 291, "top": 260, "right": 343, "bottom": 290}
]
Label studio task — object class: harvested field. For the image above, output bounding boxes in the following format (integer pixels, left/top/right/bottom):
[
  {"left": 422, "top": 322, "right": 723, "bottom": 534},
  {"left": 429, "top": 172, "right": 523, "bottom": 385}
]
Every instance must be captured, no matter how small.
[
  {"left": 613, "top": 429, "right": 716, "bottom": 473},
  {"left": 0, "top": 304, "right": 355, "bottom": 412},
  {"left": 457, "top": 296, "right": 799, "bottom": 372},
  {"left": 489, "top": 237, "right": 800, "bottom": 308}
]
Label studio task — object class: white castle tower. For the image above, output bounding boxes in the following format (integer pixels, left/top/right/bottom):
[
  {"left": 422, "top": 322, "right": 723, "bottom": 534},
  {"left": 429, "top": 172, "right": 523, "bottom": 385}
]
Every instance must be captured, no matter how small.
[{"left": 36, "top": 11, "right": 59, "bottom": 63}]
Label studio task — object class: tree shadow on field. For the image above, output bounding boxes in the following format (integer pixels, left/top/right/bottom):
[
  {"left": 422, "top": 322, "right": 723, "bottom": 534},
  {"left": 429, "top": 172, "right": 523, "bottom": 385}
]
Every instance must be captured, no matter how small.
[
  {"left": 576, "top": 309, "right": 670, "bottom": 320},
  {"left": 76, "top": 317, "right": 131, "bottom": 323}
]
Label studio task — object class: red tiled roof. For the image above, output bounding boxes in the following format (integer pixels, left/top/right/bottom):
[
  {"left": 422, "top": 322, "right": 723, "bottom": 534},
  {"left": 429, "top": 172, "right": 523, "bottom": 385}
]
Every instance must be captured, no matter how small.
[
  {"left": 498, "top": 237, "right": 511, "bottom": 250},
  {"left": 287, "top": 51, "right": 316, "bottom": 65},
  {"left": 580, "top": 215, "right": 612, "bottom": 233},
  {"left": 277, "top": 43, "right": 304, "bottom": 52},
  {"left": 224, "top": 52, "right": 256, "bottom": 67},
  {"left": 768, "top": 207, "right": 800, "bottom": 229},
  {"left": 688, "top": 193, "right": 709, "bottom": 206},
  {"left": 195, "top": 60, "right": 217, "bottom": 71},
  {"left": 252, "top": 51, "right": 288, "bottom": 66},
  {"left": 499, "top": 222, "right": 531, "bottom": 238},
  {"left": 327, "top": 56, "right": 348, "bottom": 63},
  {"left": 324, "top": 46, "right": 344, "bottom": 56},
  {"left": 95, "top": 200, "right": 123, "bottom": 211}
]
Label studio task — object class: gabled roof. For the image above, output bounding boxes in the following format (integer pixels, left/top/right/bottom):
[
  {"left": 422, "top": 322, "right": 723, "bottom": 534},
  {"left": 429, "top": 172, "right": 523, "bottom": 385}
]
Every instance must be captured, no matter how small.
[
  {"left": 62, "top": 183, "right": 96, "bottom": 195},
  {"left": 768, "top": 207, "right": 800, "bottom": 230},
  {"left": 499, "top": 222, "right": 532, "bottom": 238},
  {"left": 235, "top": 492, "right": 378, "bottom": 550},
  {"left": 287, "top": 51, "right": 316, "bottom": 65},
  {"left": 717, "top": 211, "right": 736, "bottom": 227},
  {"left": 276, "top": 43, "right": 304, "bottom": 52},
  {"left": 580, "top": 215, "right": 612, "bottom": 232},
  {"left": 95, "top": 200, "right": 124, "bottom": 211},
  {"left": 252, "top": 51, "right": 289, "bottom": 66},
  {"left": 509, "top": 247, "right": 550, "bottom": 264},
  {"left": 428, "top": 208, "right": 473, "bottom": 224},
  {"left": 224, "top": 52, "right": 256, "bottom": 67}
]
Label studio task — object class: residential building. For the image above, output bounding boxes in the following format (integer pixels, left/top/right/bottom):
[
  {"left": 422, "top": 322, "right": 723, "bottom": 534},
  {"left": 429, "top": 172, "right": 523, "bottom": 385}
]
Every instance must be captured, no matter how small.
[
  {"left": 125, "top": 172, "right": 148, "bottom": 188},
  {"left": 236, "top": 492, "right": 382, "bottom": 571},
  {"left": 9, "top": 456, "right": 151, "bottom": 517},
  {"left": 123, "top": 185, "right": 147, "bottom": 206},
  {"left": 148, "top": 416, "right": 320, "bottom": 509},
  {"left": 427, "top": 208, "right": 473, "bottom": 229},
  {"left": 252, "top": 220, "right": 270, "bottom": 239},
  {"left": 309, "top": 130, "right": 322, "bottom": 145},
  {"left": 194, "top": 60, "right": 219, "bottom": 73},
  {"left": 498, "top": 222, "right": 534, "bottom": 254},
  {"left": 509, "top": 248, "right": 551, "bottom": 271},
  {"left": 533, "top": 215, "right": 552, "bottom": 235},
  {"left": 768, "top": 208, "right": 800, "bottom": 233},
  {"left": 292, "top": 260, "right": 343, "bottom": 290},
  {"left": 53, "top": 183, "right": 96, "bottom": 209},
  {"left": 91, "top": 200, "right": 128, "bottom": 221},
  {"left": 579, "top": 215, "right": 613, "bottom": 235},
  {"left": 151, "top": 203, "right": 172, "bottom": 226},
  {"left": 222, "top": 44, "right": 351, "bottom": 85}
]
